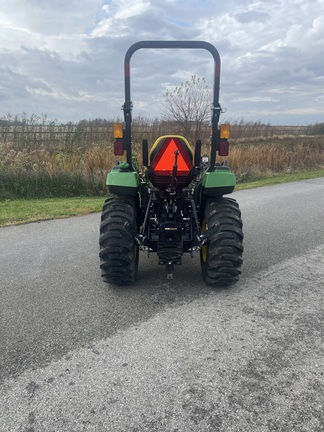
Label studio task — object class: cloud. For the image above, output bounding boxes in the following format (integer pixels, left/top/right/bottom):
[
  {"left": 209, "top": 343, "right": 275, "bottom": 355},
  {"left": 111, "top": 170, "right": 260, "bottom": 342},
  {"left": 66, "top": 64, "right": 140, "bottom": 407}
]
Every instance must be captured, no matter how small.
[
  {"left": 0, "top": 0, "right": 324, "bottom": 124},
  {"left": 234, "top": 11, "right": 271, "bottom": 24}
]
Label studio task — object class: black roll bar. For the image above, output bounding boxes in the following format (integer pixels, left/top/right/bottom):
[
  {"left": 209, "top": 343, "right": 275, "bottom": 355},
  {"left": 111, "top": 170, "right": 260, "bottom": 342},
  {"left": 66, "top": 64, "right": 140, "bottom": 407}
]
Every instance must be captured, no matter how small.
[{"left": 123, "top": 41, "right": 222, "bottom": 171}]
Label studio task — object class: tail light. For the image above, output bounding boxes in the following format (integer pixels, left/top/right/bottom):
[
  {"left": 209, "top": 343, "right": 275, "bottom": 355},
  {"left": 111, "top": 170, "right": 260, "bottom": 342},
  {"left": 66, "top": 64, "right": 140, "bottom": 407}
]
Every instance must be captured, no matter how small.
[
  {"left": 114, "top": 139, "right": 124, "bottom": 156},
  {"left": 219, "top": 140, "right": 229, "bottom": 156}
]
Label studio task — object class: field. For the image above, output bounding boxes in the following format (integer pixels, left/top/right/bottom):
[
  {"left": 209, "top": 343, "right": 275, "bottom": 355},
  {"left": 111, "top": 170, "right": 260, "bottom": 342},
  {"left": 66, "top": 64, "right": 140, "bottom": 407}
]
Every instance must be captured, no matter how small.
[{"left": 0, "top": 115, "right": 323, "bottom": 199}]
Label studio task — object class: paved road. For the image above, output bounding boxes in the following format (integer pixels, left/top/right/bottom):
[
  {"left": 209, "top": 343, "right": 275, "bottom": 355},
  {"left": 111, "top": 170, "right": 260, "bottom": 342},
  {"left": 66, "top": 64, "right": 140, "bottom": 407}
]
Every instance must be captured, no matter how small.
[{"left": 1, "top": 178, "right": 324, "bottom": 431}]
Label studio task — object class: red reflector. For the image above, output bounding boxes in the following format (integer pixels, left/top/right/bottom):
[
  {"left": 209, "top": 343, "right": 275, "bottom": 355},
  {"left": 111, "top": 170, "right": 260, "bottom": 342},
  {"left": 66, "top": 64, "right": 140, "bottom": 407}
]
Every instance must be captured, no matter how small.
[
  {"left": 114, "top": 139, "right": 124, "bottom": 156},
  {"left": 219, "top": 140, "right": 229, "bottom": 156}
]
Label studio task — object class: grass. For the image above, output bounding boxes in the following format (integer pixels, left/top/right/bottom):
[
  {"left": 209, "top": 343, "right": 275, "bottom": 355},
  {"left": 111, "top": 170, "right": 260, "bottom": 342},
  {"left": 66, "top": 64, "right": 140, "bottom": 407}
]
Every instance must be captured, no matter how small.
[
  {"left": 1, "top": 169, "right": 323, "bottom": 227},
  {"left": 0, "top": 196, "right": 104, "bottom": 226},
  {"left": 235, "top": 168, "right": 324, "bottom": 190},
  {"left": 0, "top": 145, "right": 111, "bottom": 199},
  {"left": 1, "top": 134, "right": 324, "bottom": 199},
  {"left": 1, "top": 116, "right": 322, "bottom": 224}
]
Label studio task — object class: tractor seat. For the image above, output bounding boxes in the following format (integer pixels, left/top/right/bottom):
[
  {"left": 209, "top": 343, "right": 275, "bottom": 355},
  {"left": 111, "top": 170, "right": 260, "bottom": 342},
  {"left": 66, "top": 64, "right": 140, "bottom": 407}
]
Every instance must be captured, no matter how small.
[{"left": 147, "top": 135, "right": 194, "bottom": 188}]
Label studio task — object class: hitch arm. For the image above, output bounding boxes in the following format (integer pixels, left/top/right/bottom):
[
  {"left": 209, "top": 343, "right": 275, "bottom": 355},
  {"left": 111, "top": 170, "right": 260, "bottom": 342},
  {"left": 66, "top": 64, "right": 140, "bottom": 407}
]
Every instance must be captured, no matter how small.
[{"left": 169, "top": 150, "right": 179, "bottom": 194}]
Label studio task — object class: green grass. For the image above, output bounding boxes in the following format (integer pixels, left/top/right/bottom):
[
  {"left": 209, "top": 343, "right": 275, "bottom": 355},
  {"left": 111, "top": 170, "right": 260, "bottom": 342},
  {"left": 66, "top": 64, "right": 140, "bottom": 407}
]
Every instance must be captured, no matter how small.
[
  {"left": 0, "top": 169, "right": 323, "bottom": 227},
  {"left": 235, "top": 168, "right": 324, "bottom": 190},
  {"left": 0, "top": 196, "right": 105, "bottom": 226}
]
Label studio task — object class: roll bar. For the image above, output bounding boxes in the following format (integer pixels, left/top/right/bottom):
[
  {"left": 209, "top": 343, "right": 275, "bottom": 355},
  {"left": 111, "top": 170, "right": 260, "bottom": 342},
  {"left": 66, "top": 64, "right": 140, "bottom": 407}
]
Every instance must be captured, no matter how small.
[{"left": 123, "top": 41, "right": 222, "bottom": 171}]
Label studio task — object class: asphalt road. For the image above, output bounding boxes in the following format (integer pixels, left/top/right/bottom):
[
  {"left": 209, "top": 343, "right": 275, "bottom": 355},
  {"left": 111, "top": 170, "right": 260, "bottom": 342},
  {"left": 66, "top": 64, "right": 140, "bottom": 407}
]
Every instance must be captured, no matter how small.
[{"left": 1, "top": 178, "right": 324, "bottom": 431}]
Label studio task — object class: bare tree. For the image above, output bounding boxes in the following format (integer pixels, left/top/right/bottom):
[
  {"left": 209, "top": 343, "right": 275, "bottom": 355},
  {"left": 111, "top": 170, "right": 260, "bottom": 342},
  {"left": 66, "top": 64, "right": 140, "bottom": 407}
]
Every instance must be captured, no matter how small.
[{"left": 162, "top": 75, "right": 212, "bottom": 143}]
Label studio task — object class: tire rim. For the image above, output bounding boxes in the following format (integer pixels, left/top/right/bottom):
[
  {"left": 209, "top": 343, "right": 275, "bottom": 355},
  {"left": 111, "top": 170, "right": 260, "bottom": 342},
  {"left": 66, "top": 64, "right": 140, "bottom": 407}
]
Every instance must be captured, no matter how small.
[{"left": 201, "top": 220, "right": 207, "bottom": 262}]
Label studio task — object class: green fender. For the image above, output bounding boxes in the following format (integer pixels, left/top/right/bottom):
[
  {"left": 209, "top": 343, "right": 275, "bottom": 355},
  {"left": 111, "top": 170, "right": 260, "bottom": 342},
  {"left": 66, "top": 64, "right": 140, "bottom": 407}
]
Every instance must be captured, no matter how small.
[
  {"left": 201, "top": 168, "right": 236, "bottom": 198},
  {"left": 107, "top": 162, "right": 140, "bottom": 197}
]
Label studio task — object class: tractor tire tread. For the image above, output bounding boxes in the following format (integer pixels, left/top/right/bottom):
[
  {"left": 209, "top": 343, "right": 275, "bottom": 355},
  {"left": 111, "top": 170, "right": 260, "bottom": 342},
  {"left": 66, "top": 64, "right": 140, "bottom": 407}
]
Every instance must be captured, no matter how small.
[
  {"left": 99, "top": 196, "right": 138, "bottom": 285},
  {"left": 201, "top": 197, "right": 243, "bottom": 286}
]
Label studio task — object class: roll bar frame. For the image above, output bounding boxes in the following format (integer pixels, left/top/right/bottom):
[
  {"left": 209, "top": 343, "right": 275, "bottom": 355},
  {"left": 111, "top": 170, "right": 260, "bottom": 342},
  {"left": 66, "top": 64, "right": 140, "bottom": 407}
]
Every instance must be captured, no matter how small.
[{"left": 123, "top": 41, "right": 222, "bottom": 171}]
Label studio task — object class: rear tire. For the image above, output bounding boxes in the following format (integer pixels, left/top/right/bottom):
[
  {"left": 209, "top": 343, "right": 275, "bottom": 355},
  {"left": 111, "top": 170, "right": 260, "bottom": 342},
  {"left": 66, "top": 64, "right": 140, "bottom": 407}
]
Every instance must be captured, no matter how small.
[
  {"left": 99, "top": 196, "right": 139, "bottom": 285},
  {"left": 200, "top": 198, "right": 243, "bottom": 286}
]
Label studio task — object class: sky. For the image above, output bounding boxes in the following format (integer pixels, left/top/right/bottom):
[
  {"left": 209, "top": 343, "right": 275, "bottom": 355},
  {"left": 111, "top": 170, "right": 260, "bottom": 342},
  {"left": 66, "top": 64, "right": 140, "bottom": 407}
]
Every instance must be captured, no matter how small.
[{"left": 0, "top": 0, "right": 324, "bottom": 125}]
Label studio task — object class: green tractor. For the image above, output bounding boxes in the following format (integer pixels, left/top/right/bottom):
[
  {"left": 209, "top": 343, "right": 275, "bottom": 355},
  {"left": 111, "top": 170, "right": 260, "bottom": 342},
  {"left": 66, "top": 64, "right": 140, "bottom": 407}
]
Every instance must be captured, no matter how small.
[{"left": 99, "top": 41, "right": 243, "bottom": 285}]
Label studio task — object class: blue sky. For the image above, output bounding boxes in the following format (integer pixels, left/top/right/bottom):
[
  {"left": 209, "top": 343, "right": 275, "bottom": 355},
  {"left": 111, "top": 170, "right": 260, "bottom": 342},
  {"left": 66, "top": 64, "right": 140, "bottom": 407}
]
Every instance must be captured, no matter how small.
[{"left": 0, "top": 0, "right": 324, "bottom": 124}]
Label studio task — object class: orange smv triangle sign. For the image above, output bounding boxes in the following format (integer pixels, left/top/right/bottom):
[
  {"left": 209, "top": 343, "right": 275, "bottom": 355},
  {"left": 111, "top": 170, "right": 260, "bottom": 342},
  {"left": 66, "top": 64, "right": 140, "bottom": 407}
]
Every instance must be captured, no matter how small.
[{"left": 153, "top": 139, "right": 190, "bottom": 173}]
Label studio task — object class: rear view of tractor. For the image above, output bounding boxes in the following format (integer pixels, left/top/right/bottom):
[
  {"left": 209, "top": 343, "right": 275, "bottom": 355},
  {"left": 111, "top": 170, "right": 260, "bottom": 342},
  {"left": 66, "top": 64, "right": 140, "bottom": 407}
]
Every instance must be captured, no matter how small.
[{"left": 99, "top": 41, "right": 243, "bottom": 285}]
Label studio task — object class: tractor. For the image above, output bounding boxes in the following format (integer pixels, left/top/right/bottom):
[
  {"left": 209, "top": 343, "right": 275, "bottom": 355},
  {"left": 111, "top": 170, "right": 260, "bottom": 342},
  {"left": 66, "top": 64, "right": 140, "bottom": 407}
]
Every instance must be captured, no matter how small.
[{"left": 99, "top": 41, "right": 243, "bottom": 285}]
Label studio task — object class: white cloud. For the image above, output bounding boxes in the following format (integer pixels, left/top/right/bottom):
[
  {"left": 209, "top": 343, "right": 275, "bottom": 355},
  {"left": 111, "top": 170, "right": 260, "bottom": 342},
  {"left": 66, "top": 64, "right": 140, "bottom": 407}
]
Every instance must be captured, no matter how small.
[
  {"left": 233, "top": 97, "right": 280, "bottom": 103},
  {"left": 0, "top": 0, "right": 324, "bottom": 124},
  {"left": 91, "top": 0, "right": 151, "bottom": 37}
]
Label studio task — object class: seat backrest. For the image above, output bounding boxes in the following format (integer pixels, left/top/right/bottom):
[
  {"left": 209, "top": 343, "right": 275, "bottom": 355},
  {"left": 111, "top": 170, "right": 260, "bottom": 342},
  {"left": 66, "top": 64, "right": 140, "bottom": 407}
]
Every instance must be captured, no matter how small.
[{"left": 148, "top": 135, "right": 193, "bottom": 188}]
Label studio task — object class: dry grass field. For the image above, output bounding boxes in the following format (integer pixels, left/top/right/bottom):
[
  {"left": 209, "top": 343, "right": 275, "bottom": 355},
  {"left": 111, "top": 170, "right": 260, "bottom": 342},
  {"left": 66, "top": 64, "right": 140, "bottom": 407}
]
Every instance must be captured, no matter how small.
[{"left": 0, "top": 116, "right": 323, "bottom": 199}]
